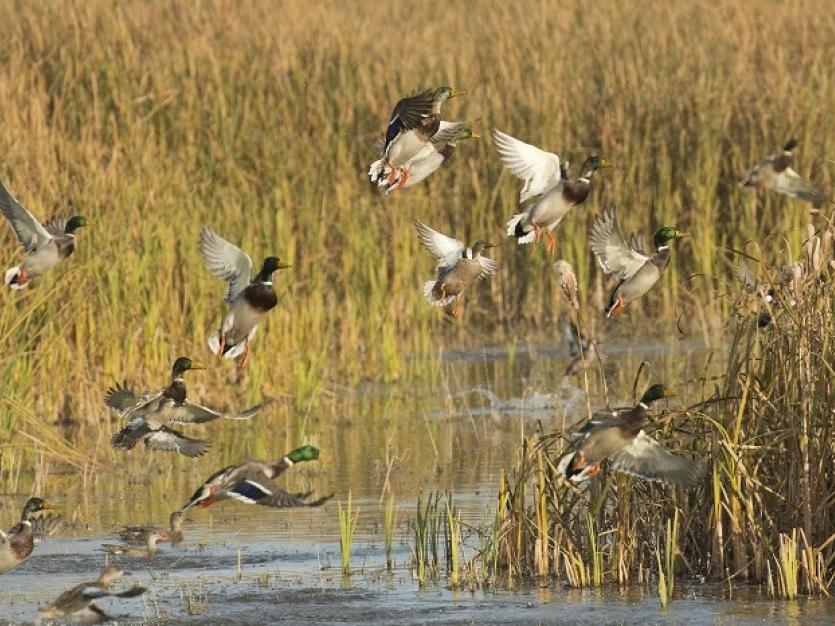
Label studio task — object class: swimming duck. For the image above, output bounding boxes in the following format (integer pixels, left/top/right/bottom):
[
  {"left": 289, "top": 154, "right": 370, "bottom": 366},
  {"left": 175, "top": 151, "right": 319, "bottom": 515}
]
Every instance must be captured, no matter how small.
[
  {"left": 740, "top": 139, "right": 826, "bottom": 207},
  {"left": 378, "top": 123, "right": 478, "bottom": 195},
  {"left": 34, "top": 566, "right": 146, "bottom": 625},
  {"left": 102, "top": 531, "right": 164, "bottom": 558},
  {"left": 0, "top": 497, "right": 56, "bottom": 574},
  {"left": 0, "top": 176, "right": 89, "bottom": 289},
  {"left": 415, "top": 220, "right": 499, "bottom": 317},
  {"left": 107, "top": 357, "right": 264, "bottom": 458},
  {"left": 181, "top": 445, "right": 333, "bottom": 511},
  {"left": 118, "top": 510, "right": 184, "bottom": 544},
  {"left": 560, "top": 315, "right": 599, "bottom": 375},
  {"left": 589, "top": 207, "right": 686, "bottom": 317},
  {"left": 200, "top": 226, "right": 291, "bottom": 368},
  {"left": 493, "top": 129, "right": 610, "bottom": 255},
  {"left": 557, "top": 384, "right": 705, "bottom": 488},
  {"left": 368, "top": 87, "right": 464, "bottom": 187}
]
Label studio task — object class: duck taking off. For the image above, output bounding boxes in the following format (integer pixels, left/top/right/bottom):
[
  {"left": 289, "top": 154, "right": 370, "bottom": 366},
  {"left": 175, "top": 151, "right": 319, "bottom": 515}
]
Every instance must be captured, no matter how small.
[
  {"left": 377, "top": 122, "right": 478, "bottom": 195},
  {"left": 589, "top": 207, "right": 686, "bottom": 317},
  {"left": 0, "top": 175, "right": 89, "bottom": 289},
  {"left": 740, "top": 139, "right": 826, "bottom": 207},
  {"left": 107, "top": 357, "right": 264, "bottom": 458},
  {"left": 199, "top": 226, "right": 291, "bottom": 368},
  {"left": 34, "top": 567, "right": 146, "bottom": 625},
  {"left": 181, "top": 445, "right": 333, "bottom": 511},
  {"left": 368, "top": 87, "right": 464, "bottom": 188},
  {"left": 493, "top": 129, "right": 610, "bottom": 255},
  {"left": 415, "top": 220, "right": 499, "bottom": 317},
  {"left": 557, "top": 384, "right": 705, "bottom": 488}
]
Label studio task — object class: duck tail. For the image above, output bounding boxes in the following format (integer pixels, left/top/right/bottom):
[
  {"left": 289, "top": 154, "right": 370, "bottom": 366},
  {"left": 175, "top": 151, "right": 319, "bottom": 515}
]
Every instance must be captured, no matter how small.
[
  {"left": 506, "top": 213, "right": 536, "bottom": 244},
  {"left": 368, "top": 158, "right": 387, "bottom": 184},
  {"left": 222, "top": 341, "right": 246, "bottom": 360},
  {"left": 4, "top": 266, "right": 27, "bottom": 289},
  {"left": 557, "top": 452, "right": 577, "bottom": 478},
  {"left": 557, "top": 451, "right": 594, "bottom": 482},
  {"left": 423, "top": 281, "right": 455, "bottom": 307}
]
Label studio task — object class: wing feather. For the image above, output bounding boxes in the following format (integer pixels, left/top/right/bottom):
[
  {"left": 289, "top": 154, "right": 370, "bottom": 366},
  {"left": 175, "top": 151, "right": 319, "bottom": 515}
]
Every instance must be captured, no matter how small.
[
  {"left": 144, "top": 427, "right": 209, "bottom": 458},
  {"left": 589, "top": 207, "right": 650, "bottom": 281},
  {"left": 610, "top": 432, "right": 706, "bottom": 488},
  {"left": 0, "top": 176, "right": 53, "bottom": 252},
  {"left": 199, "top": 226, "right": 254, "bottom": 303},
  {"left": 167, "top": 401, "right": 263, "bottom": 424},
  {"left": 414, "top": 221, "right": 465, "bottom": 270},
  {"left": 491, "top": 129, "right": 561, "bottom": 202}
]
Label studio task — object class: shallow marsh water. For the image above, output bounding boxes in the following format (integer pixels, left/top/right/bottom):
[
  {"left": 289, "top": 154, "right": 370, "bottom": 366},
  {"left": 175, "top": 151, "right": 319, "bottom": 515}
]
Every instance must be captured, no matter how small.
[{"left": 2, "top": 336, "right": 833, "bottom": 624}]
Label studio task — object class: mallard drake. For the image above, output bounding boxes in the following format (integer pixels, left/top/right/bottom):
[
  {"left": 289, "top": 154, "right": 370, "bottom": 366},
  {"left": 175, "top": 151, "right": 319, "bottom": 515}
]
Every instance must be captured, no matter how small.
[
  {"left": 102, "top": 531, "right": 163, "bottom": 558},
  {"left": 200, "top": 226, "right": 291, "bottom": 368},
  {"left": 493, "top": 129, "right": 610, "bottom": 255},
  {"left": 181, "top": 445, "right": 333, "bottom": 511},
  {"left": 368, "top": 87, "right": 464, "bottom": 187},
  {"left": 589, "top": 207, "right": 686, "bottom": 317},
  {"left": 0, "top": 176, "right": 89, "bottom": 289},
  {"left": 560, "top": 315, "right": 599, "bottom": 375},
  {"left": 740, "top": 139, "right": 826, "bottom": 207},
  {"left": 118, "top": 510, "right": 184, "bottom": 544},
  {"left": 378, "top": 123, "right": 478, "bottom": 195},
  {"left": 0, "top": 497, "right": 56, "bottom": 574},
  {"left": 34, "top": 567, "right": 146, "bottom": 625},
  {"left": 414, "top": 220, "right": 499, "bottom": 317},
  {"left": 107, "top": 357, "right": 264, "bottom": 458},
  {"left": 557, "top": 384, "right": 705, "bottom": 488}
]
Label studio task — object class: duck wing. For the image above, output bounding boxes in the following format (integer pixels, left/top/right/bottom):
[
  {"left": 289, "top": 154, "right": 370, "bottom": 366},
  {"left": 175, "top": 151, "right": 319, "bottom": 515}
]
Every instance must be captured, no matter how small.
[
  {"left": 414, "top": 220, "right": 465, "bottom": 272},
  {"left": 166, "top": 400, "right": 264, "bottom": 424},
  {"left": 610, "top": 431, "right": 706, "bottom": 488},
  {"left": 383, "top": 89, "right": 437, "bottom": 153},
  {"left": 589, "top": 207, "right": 650, "bottom": 281},
  {"left": 491, "top": 129, "right": 561, "bottom": 203},
  {"left": 199, "top": 226, "right": 254, "bottom": 303},
  {"left": 0, "top": 176, "right": 53, "bottom": 252},
  {"left": 143, "top": 426, "right": 209, "bottom": 458}
]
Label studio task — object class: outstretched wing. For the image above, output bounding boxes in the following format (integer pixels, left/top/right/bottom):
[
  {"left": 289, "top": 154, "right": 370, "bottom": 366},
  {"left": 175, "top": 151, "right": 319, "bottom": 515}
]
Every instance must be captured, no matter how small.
[
  {"left": 430, "top": 121, "right": 467, "bottom": 147},
  {"left": 610, "top": 431, "right": 706, "bottom": 488},
  {"left": 414, "top": 220, "right": 465, "bottom": 271},
  {"left": 477, "top": 255, "right": 500, "bottom": 278},
  {"left": 491, "top": 129, "right": 561, "bottom": 203},
  {"left": 0, "top": 176, "right": 53, "bottom": 252},
  {"left": 144, "top": 427, "right": 209, "bottom": 458},
  {"left": 105, "top": 384, "right": 165, "bottom": 418},
  {"left": 384, "top": 89, "right": 436, "bottom": 152},
  {"left": 589, "top": 207, "right": 650, "bottom": 281},
  {"left": 166, "top": 400, "right": 264, "bottom": 424},
  {"left": 199, "top": 226, "right": 253, "bottom": 303}
]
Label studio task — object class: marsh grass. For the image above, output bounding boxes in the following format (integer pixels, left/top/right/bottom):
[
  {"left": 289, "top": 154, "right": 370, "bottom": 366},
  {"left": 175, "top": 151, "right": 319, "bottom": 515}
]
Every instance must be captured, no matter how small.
[
  {"left": 338, "top": 492, "right": 358, "bottom": 575},
  {"left": 428, "top": 222, "right": 835, "bottom": 595}
]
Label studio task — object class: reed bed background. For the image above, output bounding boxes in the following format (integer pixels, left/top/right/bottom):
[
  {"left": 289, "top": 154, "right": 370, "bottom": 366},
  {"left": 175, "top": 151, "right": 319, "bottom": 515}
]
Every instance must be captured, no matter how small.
[{"left": 0, "top": 0, "right": 833, "bottom": 591}]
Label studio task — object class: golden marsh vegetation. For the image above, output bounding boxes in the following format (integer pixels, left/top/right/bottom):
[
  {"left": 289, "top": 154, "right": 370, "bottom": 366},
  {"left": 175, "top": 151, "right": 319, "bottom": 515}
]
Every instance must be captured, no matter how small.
[{"left": 0, "top": 0, "right": 833, "bottom": 598}]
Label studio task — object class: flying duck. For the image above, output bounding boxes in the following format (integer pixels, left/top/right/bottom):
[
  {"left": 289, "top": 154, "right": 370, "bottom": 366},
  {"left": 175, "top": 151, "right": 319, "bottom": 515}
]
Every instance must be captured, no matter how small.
[{"left": 740, "top": 139, "right": 826, "bottom": 207}]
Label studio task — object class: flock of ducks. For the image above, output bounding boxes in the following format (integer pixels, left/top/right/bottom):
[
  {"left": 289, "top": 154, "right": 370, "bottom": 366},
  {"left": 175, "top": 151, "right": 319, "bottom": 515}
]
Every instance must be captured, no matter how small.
[{"left": 0, "top": 84, "right": 829, "bottom": 622}]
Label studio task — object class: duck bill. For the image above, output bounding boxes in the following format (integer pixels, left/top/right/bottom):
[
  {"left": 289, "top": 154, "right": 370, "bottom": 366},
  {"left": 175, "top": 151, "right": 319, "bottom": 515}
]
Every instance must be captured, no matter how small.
[
  {"left": 449, "top": 89, "right": 466, "bottom": 99},
  {"left": 188, "top": 362, "right": 206, "bottom": 371},
  {"left": 40, "top": 501, "right": 57, "bottom": 510},
  {"left": 470, "top": 132, "right": 482, "bottom": 139},
  {"left": 675, "top": 231, "right": 689, "bottom": 239},
  {"left": 599, "top": 159, "right": 612, "bottom": 169},
  {"left": 277, "top": 263, "right": 292, "bottom": 270}
]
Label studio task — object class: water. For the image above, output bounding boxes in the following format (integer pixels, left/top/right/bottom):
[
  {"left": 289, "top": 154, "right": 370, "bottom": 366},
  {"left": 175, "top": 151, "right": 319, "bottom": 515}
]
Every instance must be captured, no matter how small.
[{"left": 2, "top": 337, "right": 833, "bottom": 624}]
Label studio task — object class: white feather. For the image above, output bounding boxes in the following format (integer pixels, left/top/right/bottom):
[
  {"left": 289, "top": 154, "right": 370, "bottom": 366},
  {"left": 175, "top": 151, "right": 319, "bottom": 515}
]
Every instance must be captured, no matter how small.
[
  {"left": 492, "top": 129, "right": 562, "bottom": 203},
  {"left": 506, "top": 213, "right": 536, "bottom": 244},
  {"left": 4, "top": 266, "right": 26, "bottom": 288},
  {"left": 207, "top": 333, "right": 221, "bottom": 355}
]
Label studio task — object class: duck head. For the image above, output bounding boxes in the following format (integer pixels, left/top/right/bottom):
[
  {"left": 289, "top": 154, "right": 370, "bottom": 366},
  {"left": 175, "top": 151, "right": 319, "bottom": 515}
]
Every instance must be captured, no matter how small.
[
  {"left": 64, "top": 216, "right": 90, "bottom": 234},
  {"left": 640, "top": 383, "right": 676, "bottom": 407},
  {"left": 171, "top": 357, "right": 204, "bottom": 377},
  {"left": 21, "top": 497, "right": 55, "bottom": 520},
  {"left": 653, "top": 226, "right": 687, "bottom": 250},
  {"left": 257, "top": 256, "right": 292, "bottom": 282},
  {"left": 469, "top": 241, "right": 495, "bottom": 257},
  {"left": 579, "top": 156, "right": 611, "bottom": 182}
]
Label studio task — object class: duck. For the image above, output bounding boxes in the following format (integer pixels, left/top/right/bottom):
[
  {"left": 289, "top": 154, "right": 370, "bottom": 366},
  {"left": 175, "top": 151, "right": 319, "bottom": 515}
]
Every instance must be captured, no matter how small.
[
  {"left": 589, "top": 207, "right": 686, "bottom": 317},
  {"left": 0, "top": 176, "right": 89, "bottom": 289},
  {"left": 557, "top": 384, "right": 705, "bottom": 488},
  {"left": 368, "top": 87, "right": 464, "bottom": 187},
  {"left": 181, "top": 445, "right": 333, "bottom": 511},
  {"left": 560, "top": 315, "right": 599, "bottom": 375},
  {"left": 414, "top": 220, "right": 499, "bottom": 317},
  {"left": 740, "top": 139, "right": 826, "bottom": 207},
  {"left": 107, "top": 357, "right": 264, "bottom": 458},
  {"left": 493, "top": 129, "right": 610, "bottom": 255},
  {"left": 34, "top": 566, "right": 146, "bottom": 625},
  {"left": 733, "top": 260, "right": 775, "bottom": 328},
  {"left": 378, "top": 123, "right": 478, "bottom": 195},
  {"left": 102, "top": 531, "right": 164, "bottom": 558},
  {"left": 118, "top": 510, "right": 184, "bottom": 544},
  {"left": 200, "top": 226, "right": 291, "bottom": 368},
  {"left": 0, "top": 497, "right": 56, "bottom": 574}
]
